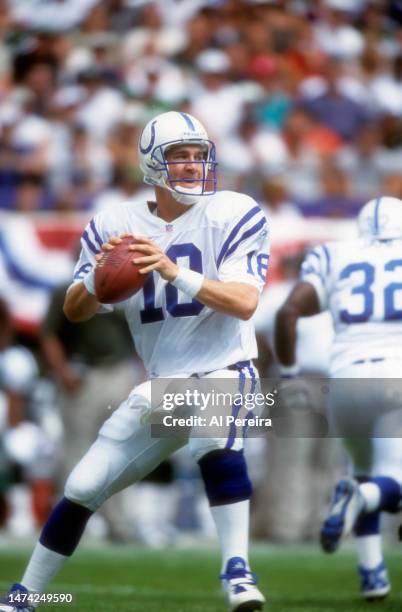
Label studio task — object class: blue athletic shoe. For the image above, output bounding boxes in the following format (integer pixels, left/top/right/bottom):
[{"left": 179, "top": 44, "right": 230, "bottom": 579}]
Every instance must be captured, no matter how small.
[
  {"left": 0, "top": 583, "right": 35, "bottom": 611},
  {"left": 359, "top": 562, "right": 391, "bottom": 600},
  {"left": 220, "top": 557, "right": 266, "bottom": 611},
  {"left": 320, "top": 478, "right": 364, "bottom": 553}
]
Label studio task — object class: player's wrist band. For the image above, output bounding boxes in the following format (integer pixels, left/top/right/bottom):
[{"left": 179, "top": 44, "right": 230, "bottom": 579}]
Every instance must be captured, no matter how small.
[
  {"left": 83, "top": 269, "right": 96, "bottom": 295},
  {"left": 171, "top": 268, "right": 204, "bottom": 298},
  {"left": 278, "top": 363, "right": 300, "bottom": 377}
]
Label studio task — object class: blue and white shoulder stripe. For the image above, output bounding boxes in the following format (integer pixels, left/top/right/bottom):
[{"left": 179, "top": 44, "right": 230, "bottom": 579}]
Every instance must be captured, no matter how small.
[
  {"left": 216, "top": 195, "right": 268, "bottom": 267},
  {"left": 301, "top": 244, "right": 331, "bottom": 281},
  {"left": 81, "top": 215, "right": 104, "bottom": 255}
]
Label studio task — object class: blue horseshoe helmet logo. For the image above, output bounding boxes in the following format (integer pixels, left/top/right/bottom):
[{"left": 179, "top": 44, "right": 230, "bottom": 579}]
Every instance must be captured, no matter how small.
[{"left": 139, "top": 120, "right": 157, "bottom": 154}]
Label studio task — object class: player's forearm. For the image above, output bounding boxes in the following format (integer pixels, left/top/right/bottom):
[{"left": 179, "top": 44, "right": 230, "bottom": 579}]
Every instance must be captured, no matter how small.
[
  {"left": 275, "top": 282, "right": 321, "bottom": 366},
  {"left": 196, "top": 280, "right": 259, "bottom": 321},
  {"left": 41, "top": 335, "right": 69, "bottom": 376},
  {"left": 63, "top": 282, "right": 101, "bottom": 322},
  {"left": 274, "top": 305, "right": 298, "bottom": 365}
]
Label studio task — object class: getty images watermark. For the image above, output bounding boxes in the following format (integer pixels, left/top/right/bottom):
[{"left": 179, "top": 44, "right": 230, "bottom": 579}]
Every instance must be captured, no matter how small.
[
  {"left": 161, "top": 388, "right": 275, "bottom": 429},
  {"left": 140, "top": 378, "right": 278, "bottom": 437},
  {"left": 126, "top": 377, "right": 402, "bottom": 439}
]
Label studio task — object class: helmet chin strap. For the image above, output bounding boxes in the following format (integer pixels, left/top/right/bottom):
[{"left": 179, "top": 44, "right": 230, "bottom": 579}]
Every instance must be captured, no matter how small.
[
  {"left": 171, "top": 188, "right": 201, "bottom": 206},
  {"left": 162, "top": 178, "right": 201, "bottom": 206}
]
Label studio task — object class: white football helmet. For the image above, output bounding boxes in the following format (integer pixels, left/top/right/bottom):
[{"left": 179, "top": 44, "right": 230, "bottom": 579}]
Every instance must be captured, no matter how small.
[
  {"left": 357, "top": 196, "right": 402, "bottom": 240},
  {"left": 138, "top": 111, "right": 217, "bottom": 205}
]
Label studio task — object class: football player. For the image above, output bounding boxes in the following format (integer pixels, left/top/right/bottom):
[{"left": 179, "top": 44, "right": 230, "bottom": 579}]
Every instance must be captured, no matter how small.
[
  {"left": 0, "top": 112, "right": 268, "bottom": 612},
  {"left": 274, "top": 196, "right": 402, "bottom": 601}
]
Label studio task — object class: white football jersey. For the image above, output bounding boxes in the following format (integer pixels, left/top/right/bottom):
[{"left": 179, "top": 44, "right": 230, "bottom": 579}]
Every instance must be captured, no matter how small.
[
  {"left": 300, "top": 238, "right": 402, "bottom": 374},
  {"left": 71, "top": 191, "right": 269, "bottom": 377}
]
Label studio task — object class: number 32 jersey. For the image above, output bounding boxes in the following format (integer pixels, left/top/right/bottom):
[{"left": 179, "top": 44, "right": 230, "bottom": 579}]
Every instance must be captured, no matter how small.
[
  {"left": 71, "top": 191, "right": 269, "bottom": 377},
  {"left": 301, "top": 239, "right": 402, "bottom": 373}
]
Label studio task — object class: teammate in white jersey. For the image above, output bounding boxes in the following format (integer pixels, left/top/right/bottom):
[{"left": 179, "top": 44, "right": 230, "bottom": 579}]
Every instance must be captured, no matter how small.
[
  {"left": 275, "top": 196, "right": 402, "bottom": 601},
  {"left": 0, "top": 112, "right": 268, "bottom": 612}
]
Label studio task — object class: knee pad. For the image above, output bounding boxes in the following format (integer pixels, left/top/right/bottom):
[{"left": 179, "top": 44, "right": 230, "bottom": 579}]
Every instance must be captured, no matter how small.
[
  {"left": 65, "top": 445, "right": 111, "bottom": 511},
  {"left": 189, "top": 436, "right": 243, "bottom": 463},
  {"left": 354, "top": 511, "right": 380, "bottom": 537},
  {"left": 371, "top": 476, "right": 402, "bottom": 513},
  {"left": 40, "top": 497, "right": 92, "bottom": 556},
  {"left": 198, "top": 449, "right": 252, "bottom": 506}
]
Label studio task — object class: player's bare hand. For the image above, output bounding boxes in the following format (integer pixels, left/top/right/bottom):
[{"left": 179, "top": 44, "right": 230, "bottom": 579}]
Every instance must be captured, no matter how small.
[
  {"left": 131, "top": 237, "right": 178, "bottom": 282},
  {"left": 96, "top": 234, "right": 133, "bottom": 261},
  {"left": 57, "top": 365, "right": 82, "bottom": 395}
]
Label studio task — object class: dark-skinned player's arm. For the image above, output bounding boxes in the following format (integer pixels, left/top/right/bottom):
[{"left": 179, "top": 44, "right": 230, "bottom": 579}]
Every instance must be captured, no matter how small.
[
  {"left": 275, "top": 242, "right": 331, "bottom": 376},
  {"left": 274, "top": 281, "right": 320, "bottom": 375}
]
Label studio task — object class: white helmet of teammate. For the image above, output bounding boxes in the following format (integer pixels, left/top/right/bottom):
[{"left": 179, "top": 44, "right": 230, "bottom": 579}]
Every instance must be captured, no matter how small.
[
  {"left": 138, "top": 111, "right": 217, "bottom": 205},
  {"left": 358, "top": 196, "right": 402, "bottom": 240}
]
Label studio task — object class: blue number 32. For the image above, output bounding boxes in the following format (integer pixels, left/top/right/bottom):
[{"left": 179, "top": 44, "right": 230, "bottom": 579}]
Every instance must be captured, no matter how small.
[
  {"left": 140, "top": 243, "right": 204, "bottom": 324},
  {"left": 340, "top": 259, "right": 402, "bottom": 323}
]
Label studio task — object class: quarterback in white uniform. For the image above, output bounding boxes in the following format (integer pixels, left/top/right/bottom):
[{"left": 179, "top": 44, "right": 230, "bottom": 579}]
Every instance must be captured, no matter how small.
[
  {"left": 275, "top": 196, "right": 402, "bottom": 601},
  {"left": 0, "top": 112, "right": 268, "bottom": 612}
]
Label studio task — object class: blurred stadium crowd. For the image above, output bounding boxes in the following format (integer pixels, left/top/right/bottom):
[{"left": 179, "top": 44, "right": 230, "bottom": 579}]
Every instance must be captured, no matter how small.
[
  {"left": 1, "top": 0, "right": 401, "bottom": 545},
  {"left": 2, "top": 0, "right": 402, "bottom": 215}
]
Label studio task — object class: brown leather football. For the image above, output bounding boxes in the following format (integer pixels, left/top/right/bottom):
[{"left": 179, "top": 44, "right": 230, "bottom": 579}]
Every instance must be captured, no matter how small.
[{"left": 94, "top": 236, "right": 148, "bottom": 303}]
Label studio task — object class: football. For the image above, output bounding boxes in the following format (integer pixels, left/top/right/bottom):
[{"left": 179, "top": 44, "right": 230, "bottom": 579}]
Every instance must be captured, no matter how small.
[{"left": 94, "top": 236, "right": 148, "bottom": 303}]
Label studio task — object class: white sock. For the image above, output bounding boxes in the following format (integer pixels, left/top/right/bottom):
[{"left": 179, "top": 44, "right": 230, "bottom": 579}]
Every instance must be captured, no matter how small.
[
  {"left": 210, "top": 500, "right": 250, "bottom": 573},
  {"left": 360, "top": 483, "right": 381, "bottom": 512},
  {"left": 355, "top": 534, "right": 383, "bottom": 569},
  {"left": 21, "top": 542, "right": 68, "bottom": 593}
]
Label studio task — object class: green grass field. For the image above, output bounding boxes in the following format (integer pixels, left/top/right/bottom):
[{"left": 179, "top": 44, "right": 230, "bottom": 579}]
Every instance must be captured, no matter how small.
[{"left": 1, "top": 544, "right": 402, "bottom": 611}]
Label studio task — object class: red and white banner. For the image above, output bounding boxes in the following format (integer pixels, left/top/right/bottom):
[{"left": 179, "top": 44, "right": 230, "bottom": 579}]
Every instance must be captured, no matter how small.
[{"left": 0, "top": 212, "right": 357, "bottom": 335}]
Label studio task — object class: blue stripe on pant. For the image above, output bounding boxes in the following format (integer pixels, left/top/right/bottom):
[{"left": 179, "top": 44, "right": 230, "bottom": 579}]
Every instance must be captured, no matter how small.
[
  {"left": 242, "top": 364, "right": 258, "bottom": 438},
  {"left": 225, "top": 362, "right": 257, "bottom": 449}
]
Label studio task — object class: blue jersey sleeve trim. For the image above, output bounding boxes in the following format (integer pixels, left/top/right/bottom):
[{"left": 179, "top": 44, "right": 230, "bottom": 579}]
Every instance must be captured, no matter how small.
[
  {"left": 90, "top": 218, "right": 103, "bottom": 249},
  {"left": 223, "top": 217, "right": 267, "bottom": 263},
  {"left": 301, "top": 268, "right": 324, "bottom": 281},
  {"left": 217, "top": 205, "right": 261, "bottom": 267},
  {"left": 322, "top": 245, "right": 331, "bottom": 276},
  {"left": 82, "top": 230, "right": 99, "bottom": 255},
  {"left": 309, "top": 250, "right": 321, "bottom": 264}
]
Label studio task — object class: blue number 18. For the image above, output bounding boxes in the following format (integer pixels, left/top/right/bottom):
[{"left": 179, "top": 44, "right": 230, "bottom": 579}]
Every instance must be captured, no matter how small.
[{"left": 140, "top": 243, "right": 204, "bottom": 324}]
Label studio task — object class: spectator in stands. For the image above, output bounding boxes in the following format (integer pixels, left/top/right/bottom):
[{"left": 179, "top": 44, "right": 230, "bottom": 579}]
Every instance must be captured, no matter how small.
[
  {"left": 75, "top": 66, "right": 125, "bottom": 143},
  {"left": 249, "top": 54, "right": 294, "bottom": 130},
  {"left": 190, "top": 48, "right": 246, "bottom": 144},
  {"left": 14, "top": 174, "right": 53, "bottom": 212},
  {"left": 258, "top": 108, "right": 324, "bottom": 203},
  {"left": 299, "top": 159, "right": 362, "bottom": 217},
  {"left": 302, "top": 57, "right": 370, "bottom": 142},
  {"left": 314, "top": 0, "right": 365, "bottom": 60},
  {"left": 258, "top": 175, "right": 302, "bottom": 222},
  {"left": 336, "top": 122, "right": 401, "bottom": 201},
  {"left": 0, "top": 298, "right": 56, "bottom": 535}
]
